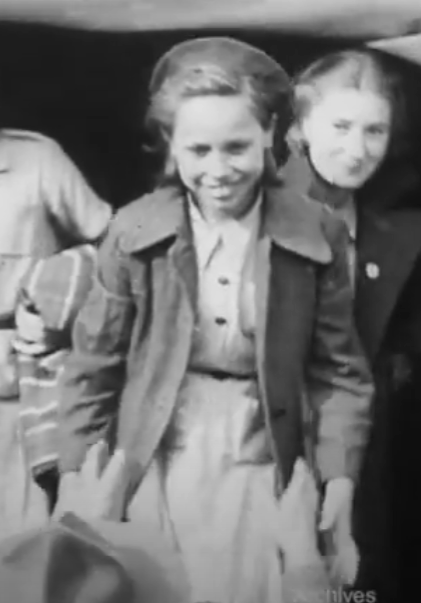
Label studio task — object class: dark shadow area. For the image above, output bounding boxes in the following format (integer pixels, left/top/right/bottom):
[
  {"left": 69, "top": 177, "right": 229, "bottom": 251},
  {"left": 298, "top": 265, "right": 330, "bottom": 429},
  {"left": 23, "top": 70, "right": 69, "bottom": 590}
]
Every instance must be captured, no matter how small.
[{"left": 0, "top": 21, "right": 420, "bottom": 207}]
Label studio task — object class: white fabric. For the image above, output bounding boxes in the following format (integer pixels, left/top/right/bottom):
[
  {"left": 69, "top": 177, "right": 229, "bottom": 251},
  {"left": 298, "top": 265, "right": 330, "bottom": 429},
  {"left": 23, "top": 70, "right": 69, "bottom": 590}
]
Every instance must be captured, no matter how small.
[
  {"left": 187, "top": 198, "right": 261, "bottom": 374},
  {"left": 0, "top": 130, "right": 110, "bottom": 320}
]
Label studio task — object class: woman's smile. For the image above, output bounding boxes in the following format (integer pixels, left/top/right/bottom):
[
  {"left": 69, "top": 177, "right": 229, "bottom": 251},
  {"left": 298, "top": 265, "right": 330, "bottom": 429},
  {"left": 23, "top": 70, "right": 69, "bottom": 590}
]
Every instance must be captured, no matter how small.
[{"left": 170, "top": 94, "right": 272, "bottom": 220}]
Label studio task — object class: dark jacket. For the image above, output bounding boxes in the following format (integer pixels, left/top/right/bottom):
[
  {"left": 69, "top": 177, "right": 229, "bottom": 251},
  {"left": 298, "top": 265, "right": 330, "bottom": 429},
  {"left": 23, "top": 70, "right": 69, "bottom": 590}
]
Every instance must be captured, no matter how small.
[
  {"left": 283, "top": 154, "right": 421, "bottom": 601},
  {"left": 354, "top": 178, "right": 421, "bottom": 601},
  {"left": 58, "top": 180, "right": 373, "bottom": 504}
]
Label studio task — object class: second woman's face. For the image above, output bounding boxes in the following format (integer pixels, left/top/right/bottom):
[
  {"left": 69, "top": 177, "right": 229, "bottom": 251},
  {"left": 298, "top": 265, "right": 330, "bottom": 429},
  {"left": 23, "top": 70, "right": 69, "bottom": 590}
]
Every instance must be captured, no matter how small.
[
  {"left": 301, "top": 88, "right": 392, "bottom": 189},
  {"left": 170, "top": 94, "right": 272, "bottom": 220}
]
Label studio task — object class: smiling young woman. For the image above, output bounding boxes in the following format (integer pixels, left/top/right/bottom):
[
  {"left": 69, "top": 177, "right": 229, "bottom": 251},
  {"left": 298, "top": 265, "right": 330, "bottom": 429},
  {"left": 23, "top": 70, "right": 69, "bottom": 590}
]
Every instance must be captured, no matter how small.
[
  {"left": 290, "top": 51, "right": 396, "bottom": 191},
  {"left": 56, "top": 38, "right": 373, "bottom": 602},
  {"left": 287, "top": 49, "right": 421, "bottom": 603}
]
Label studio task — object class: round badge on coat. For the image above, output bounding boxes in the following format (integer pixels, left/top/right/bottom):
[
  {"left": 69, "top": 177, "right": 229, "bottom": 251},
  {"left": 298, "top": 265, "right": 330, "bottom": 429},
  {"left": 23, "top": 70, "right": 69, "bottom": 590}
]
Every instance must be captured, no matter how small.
[{"left": 365, "top": 262, "right": 380, "bottom": 279}]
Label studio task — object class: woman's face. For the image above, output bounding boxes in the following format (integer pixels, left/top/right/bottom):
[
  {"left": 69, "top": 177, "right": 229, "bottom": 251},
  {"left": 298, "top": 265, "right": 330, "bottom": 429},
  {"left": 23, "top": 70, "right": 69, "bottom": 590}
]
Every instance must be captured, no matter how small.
[
  {"left": 301, "top": 88, "right": 392, "bottom": 189},
  {"left": 170, "top": 94, "right": 272, "bottom": 220}
]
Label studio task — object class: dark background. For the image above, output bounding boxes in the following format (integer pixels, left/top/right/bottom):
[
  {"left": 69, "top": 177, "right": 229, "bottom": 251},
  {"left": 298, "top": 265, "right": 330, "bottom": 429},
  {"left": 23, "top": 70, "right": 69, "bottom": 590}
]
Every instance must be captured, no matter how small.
[{"left": 0, "top": 22, "right": 420, "bottom": 207}]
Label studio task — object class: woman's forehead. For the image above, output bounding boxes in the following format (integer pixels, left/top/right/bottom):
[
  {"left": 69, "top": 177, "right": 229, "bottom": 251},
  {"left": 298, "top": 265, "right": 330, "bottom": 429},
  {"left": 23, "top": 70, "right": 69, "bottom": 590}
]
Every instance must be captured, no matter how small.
[
  {"left": 173, "top": 94, "right": 262, "bottom": 133},
  {"left": 311, "top": 88, "right": 392, "bottom": 120}
]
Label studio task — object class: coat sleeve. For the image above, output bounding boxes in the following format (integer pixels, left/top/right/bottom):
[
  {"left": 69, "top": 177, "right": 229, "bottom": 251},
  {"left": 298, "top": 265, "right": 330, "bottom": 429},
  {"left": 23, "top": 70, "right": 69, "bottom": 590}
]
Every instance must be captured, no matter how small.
[
  {"left": 58, "top": 216, "right": 138, "bottom": 473},
  {"left": 307, "top": 219, "right": 374, "bottom": 483},
  {"left": 40, "top": 138, "right": 112, "bottom": 242}
]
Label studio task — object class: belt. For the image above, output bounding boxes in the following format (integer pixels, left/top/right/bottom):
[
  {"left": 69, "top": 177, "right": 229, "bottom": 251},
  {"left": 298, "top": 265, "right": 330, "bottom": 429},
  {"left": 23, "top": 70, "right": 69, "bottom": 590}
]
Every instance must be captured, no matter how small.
[
  {"left": 193, "top": 368, "right": 256, "bottom": 381},
  {"left": 0, "top": 315, "right": 15, "bottom": 330}
]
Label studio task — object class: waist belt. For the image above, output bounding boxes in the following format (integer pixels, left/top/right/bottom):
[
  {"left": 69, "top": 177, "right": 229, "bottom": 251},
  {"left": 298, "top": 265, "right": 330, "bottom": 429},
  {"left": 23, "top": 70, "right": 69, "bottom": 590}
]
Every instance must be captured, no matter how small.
[
  {"left": 191, "top": 368, "right": 256, "bottom": 381},
  {"left": 0, "top": 315, "right": 15, "bottom": 330}
]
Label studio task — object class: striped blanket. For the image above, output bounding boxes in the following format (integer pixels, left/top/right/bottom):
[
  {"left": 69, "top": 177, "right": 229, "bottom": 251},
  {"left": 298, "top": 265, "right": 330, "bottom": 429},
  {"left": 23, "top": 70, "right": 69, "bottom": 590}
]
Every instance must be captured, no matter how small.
[{"left": 14, "top": 245, "right": 96, "bottom": 478}]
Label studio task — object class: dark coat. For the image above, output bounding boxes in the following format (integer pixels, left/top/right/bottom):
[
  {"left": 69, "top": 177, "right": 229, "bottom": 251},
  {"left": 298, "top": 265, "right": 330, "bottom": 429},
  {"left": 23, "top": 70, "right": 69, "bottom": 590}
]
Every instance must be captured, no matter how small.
[
  {"left": 58, "top": 180, "right": 373, "bottom": 506},
  {"left": 283, "top": 154, "right": 421, "bottom": 602},
  {"left": 354, "top": 195, "right": 421, "bottom": 602}
]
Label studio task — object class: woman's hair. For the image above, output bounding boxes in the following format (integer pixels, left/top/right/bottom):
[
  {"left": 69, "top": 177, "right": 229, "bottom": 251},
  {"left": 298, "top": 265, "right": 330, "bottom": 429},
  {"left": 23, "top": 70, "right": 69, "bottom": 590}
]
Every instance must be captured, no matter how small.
[
  {"left": 145, "top": 62, "right": 291, "bottom": 185},
  {"left": 289, "top": 49, "right": 406, "bottom": 159}
]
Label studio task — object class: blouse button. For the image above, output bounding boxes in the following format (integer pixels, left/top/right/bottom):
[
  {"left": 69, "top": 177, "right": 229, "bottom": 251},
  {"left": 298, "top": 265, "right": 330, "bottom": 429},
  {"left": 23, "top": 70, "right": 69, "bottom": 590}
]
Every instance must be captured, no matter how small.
[
  {"left": 215, "top": 317, "right": 227, "bottom": 326},
  {"left": 218, "top": 276, "right": 230, "bottom": 286}
]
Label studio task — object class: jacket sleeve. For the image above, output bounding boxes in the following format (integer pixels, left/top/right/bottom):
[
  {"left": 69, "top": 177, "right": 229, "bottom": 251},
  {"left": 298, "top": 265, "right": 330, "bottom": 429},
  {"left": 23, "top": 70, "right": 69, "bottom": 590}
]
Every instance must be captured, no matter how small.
[
  {"left": 58, "top": 216, "right": 138, "bottom": 473},
  {"left": 40, "top": 138, "right": 112, "bottom": 242},
  {"left": 307, "top": 219, "right": 374, "bottom": 483}
]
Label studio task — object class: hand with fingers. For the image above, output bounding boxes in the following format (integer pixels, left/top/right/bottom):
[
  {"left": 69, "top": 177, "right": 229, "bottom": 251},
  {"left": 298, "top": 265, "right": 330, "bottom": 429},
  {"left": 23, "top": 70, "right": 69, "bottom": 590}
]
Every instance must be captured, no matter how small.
[
  {"left": 320, "top": 477, "right": 359, "bottom": 586},
  {"left": 277, "top": 457, "right": 321, "bottom": 569},
  {"left": 55, "top": 440, "right": 127, "bottom": 522},
  {"left": 277, "top": 459, "right": 332, "bottom": 603},
  {"left": 14, "top": 303, "right": 48, "bottom": 354}
]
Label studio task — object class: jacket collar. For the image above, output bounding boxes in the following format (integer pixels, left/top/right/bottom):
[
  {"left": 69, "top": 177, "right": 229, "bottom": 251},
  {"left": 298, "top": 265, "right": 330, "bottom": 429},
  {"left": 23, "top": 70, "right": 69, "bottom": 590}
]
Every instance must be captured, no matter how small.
[{"left": 121, "top": 181, "right": 332, "bottom": 265}]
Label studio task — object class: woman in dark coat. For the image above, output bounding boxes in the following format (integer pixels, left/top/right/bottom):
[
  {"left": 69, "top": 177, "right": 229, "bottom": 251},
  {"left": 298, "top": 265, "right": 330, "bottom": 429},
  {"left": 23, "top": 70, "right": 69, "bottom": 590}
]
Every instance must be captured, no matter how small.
[
  {"left": 287, "top": 48, "right": 421, "bottom": 603},
  {"left": 55, "top": 38, "right": 373, "bottom": 602}
]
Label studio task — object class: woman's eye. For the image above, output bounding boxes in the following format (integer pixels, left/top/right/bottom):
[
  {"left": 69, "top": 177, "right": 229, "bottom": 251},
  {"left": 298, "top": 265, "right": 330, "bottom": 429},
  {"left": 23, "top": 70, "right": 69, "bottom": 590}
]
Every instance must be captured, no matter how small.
[
  {"left": 333, "top": 121, "right": 351, "bottom": 132},
  {"left": 226, "top": 142, "right": 249, "bottom": 155},
  {"left": 366, "top": 125, "right": 389, "bottom": 137},
  {"left": 189, "top": 146, "right": 209, "bottom": 157}
]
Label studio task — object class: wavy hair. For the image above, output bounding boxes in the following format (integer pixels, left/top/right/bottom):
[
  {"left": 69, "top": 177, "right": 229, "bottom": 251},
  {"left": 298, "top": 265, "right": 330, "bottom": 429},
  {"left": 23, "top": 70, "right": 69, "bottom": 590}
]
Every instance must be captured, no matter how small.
[
  {"left": 288, "top": 49, "right": 406, "bottom": 162},
  {"left": 145, "top": 62, "right": 293, "bottom": 186}
]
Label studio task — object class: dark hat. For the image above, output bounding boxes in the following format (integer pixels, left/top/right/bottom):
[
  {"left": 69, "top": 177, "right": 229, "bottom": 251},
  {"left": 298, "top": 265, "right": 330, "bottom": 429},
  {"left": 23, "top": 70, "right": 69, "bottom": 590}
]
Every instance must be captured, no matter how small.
[
  {"left": 149, "top": 36, "right": 291, "bottom": 108},
  {"left": 0, "top": 513, "right": 189, "bottom": 603}
]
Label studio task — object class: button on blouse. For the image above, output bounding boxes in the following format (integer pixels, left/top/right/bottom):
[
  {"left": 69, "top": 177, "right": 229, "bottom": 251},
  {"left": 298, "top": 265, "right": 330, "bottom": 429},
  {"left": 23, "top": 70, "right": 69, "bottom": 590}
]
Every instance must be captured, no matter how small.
[{"left": 187, "top": 196, "right": 261, "bottom": 376}]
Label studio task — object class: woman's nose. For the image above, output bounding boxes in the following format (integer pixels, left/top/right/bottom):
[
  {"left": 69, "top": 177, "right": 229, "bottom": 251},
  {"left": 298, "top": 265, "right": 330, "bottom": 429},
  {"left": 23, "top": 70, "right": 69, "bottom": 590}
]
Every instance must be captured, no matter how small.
[
  {"left": 343, "top": 130, "right": 366, "bottom": 162},
  {"left": 206, "top": 152, "right": 230, "bottom": 178}
]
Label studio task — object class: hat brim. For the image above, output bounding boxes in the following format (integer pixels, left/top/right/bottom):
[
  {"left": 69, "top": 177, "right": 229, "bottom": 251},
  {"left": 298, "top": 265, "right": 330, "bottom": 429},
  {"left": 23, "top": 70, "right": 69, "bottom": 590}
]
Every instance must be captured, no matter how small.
[{"left": 0, "top": 517, "right": 190, "bottom": 603}]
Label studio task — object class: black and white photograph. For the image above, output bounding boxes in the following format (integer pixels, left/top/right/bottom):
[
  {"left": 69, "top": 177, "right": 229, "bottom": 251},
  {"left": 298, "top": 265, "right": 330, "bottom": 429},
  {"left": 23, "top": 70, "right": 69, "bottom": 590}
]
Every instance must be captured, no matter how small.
[{"left": 0, "top": 2, "right": 420, "bottom": 602}]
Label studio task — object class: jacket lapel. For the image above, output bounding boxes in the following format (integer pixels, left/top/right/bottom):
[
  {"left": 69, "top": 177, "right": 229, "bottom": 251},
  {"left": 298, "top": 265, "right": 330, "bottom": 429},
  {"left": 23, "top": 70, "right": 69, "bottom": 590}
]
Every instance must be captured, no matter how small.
[
  {"left": 355, "top": 206, "right": 421, "bottom": 362},
  {"left": 255, "top": 231, "right": 318, "bottom": 486},
  {"left": 256, "top": 184, "right": 332, "bottom": 410},
  {"left": 169, "top": 202, "right": 198, "bottom": 319},
  {"left": 121, "top": 186, "right": 198, "bottom": 318},
  {"left": 255, "top": 185, "right": 329, "bottom": 485}
]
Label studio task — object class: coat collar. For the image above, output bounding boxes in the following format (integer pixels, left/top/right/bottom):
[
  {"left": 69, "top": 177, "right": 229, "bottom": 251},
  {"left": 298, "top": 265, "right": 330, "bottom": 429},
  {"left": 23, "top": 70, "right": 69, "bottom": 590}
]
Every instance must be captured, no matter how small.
[{"left": 121, "top": 182, "right": 332, "bottom": 265}]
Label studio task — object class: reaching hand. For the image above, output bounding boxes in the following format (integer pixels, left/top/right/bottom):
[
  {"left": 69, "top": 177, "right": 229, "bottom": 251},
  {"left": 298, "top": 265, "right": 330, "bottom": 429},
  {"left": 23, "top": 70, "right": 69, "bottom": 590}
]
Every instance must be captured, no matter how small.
[
  {"left": 15, "top": 305, "right": 48, "bottom": 354},
  {"left": 55, "top": 441, "right": 127, "bottom": 521},
  {"left": 320, "top": 477, "right": 359, "bottom": 585},
  {"left": 277, "top": 457, "right": 321, "bottom": 568}
]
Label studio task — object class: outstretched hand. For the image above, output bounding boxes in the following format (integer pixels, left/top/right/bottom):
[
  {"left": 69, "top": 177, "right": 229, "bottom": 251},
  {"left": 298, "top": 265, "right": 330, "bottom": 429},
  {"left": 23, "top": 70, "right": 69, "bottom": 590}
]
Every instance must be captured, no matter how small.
[
  {"left": 55, "top": 441, "right": 127, "bottom": 521},
  {"left": 277, "top": 458, "right": 321, "bottom": 568},
  {"left": 320, "top": 477, "right": 359, "bottom": 586}
]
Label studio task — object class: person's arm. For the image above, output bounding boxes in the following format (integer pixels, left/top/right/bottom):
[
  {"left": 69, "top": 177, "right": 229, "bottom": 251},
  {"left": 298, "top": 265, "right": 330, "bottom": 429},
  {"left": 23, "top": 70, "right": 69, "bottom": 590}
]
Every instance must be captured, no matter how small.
[
  {"left": 58, "top": 215, "right": 138, "bottom": 479},
  {"left": 307, "top": 217, "right": 373, "bottom": 485},
  {"left": 40, "top": 138, "right": 112, "bottom": 242},
  {"left": 305, "top": 216, "right": 372, "bottom": 585},
  {"left": 278, "top": 458, "right": 331, "bottom": 603}
]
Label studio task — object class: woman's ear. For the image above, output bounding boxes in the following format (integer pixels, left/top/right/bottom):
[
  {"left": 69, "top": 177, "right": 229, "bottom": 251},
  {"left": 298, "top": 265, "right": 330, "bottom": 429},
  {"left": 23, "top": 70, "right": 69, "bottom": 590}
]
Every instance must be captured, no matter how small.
[
  {"left": 286, "top": 122, "right": 307, "bottom": 156},
  {"left": 163, "top": 153, "right": 179, "bottom": 181},
  {"left": 264, "top": 114, "right": 277, "bottom": 149}
]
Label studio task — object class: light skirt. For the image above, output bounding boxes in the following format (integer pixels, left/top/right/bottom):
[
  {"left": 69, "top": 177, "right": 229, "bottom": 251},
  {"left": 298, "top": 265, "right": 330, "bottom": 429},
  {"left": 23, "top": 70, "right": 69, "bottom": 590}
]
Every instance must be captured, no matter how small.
[{"left": 128, "top": 373, "right": 284, "bottom": 603}]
